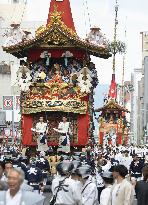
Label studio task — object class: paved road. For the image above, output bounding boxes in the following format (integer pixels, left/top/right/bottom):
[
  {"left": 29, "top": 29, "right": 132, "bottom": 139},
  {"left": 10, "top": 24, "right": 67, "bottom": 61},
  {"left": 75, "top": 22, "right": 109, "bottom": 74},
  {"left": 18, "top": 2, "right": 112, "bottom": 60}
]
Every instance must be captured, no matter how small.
[
  {"left": 43, "top": 193, "right": 137, "bottom": 205},
  {"left": 43, "top": 193, "right": 52, "bottom": 205}
]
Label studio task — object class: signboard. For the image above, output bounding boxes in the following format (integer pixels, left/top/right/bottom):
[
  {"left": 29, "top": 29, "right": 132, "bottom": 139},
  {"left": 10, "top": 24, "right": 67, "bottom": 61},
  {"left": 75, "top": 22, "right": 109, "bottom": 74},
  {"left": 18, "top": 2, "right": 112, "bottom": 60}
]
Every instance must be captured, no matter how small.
[{"left": 3, "top": 96, "right": 13, "bottom": 110}]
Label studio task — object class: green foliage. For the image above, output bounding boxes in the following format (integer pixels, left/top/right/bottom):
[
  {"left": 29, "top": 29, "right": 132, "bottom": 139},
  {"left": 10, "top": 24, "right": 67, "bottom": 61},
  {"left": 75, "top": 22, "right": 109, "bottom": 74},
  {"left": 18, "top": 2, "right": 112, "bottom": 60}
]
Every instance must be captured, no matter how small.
[{"left": 108, "top": 40, "right": 126, "bottom": 54}]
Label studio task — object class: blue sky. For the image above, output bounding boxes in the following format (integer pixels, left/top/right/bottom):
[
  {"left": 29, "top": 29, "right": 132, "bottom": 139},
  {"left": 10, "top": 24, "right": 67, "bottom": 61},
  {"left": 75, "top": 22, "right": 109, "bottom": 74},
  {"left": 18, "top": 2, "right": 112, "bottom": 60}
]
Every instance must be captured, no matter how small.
[{"left": 1, "top": 0, "right": 147, "bottom": 84}]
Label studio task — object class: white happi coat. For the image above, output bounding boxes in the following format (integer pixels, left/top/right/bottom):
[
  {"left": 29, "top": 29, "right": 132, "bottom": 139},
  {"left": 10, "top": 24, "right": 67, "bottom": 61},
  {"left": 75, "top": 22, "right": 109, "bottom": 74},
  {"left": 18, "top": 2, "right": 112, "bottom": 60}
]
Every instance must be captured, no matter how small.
[
  {"left": 35, "top": 122, "right": 48, "bottom": 152},
  {"left": 111, "top": 134, "right": 117, "bottom": 146},
  {"left": 52, "top": 175, "right": 82, "bottom": 205},
  {"left": 120, "top": 156, "right": 132, "bottom": 170},
  {"left": 81, "top": 176, "right": 99, "bottom": 205},
  {"left": 35, "top": 122, "right": 47, "bottom": 133},
  {"left": 57, "top": 121, "right": 71, "bottom": 153},
  {"left": 58, "top": 122, "right": 71, "bottom": 134}
]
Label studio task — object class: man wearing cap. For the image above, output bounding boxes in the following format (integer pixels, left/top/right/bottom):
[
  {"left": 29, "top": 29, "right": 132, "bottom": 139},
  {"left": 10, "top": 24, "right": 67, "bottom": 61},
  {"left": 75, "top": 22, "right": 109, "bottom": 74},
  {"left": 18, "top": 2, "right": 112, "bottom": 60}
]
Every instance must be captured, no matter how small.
[{"left": 51, "top": 161, "right": 82, "bottom": 205}]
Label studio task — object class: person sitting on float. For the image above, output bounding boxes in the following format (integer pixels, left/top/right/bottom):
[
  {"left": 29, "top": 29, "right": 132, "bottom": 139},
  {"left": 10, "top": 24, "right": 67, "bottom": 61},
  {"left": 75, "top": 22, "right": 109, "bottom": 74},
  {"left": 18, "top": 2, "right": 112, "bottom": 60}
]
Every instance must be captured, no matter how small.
[{"left": 62, "top": 69, "right": 70, "bottom": 83}]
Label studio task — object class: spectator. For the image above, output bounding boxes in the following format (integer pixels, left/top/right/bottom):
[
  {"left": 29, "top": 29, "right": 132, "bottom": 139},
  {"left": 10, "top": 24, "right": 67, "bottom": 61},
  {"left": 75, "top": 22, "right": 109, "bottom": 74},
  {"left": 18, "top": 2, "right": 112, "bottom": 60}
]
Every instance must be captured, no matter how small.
[
  {"left": 108, "top": 165, "right": 134, "bottom": 205},
  {"left": 135, "top": 165, "right": 148, "bottom": 205}
]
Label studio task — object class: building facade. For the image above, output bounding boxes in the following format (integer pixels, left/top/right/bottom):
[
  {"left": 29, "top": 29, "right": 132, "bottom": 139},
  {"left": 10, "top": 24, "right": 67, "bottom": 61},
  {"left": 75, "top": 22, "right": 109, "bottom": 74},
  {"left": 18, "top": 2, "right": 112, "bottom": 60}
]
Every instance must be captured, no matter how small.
[
  {"left": 137, "top": 32, "right": 148, "bottom": 143},
  {"left": 0, "top": 0, "right": 44, "bottom": 126},
  {"left": 137, "top": 77, "right": 144, "bottom": 144},
  {"left": 143, "top": 57, "right": 148, "bottom": 143},
  {"left": 130, "top": 68, "right": 142, "bottom": 144}
]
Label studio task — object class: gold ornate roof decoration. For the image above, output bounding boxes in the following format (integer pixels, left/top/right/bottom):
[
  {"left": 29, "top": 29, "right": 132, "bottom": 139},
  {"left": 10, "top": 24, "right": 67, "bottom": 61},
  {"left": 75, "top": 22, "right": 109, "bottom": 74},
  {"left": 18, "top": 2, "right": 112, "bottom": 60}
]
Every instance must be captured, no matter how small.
[
  {"left": 2, "top": 7, "right": 111, "bottom": 59},
  {"left": 49, "top": 5, "right": 63, "bottom": 25},
  {"left": 35, "top": 7, "right": 77, "bottom": 41},
  {"left": 35, "top": 6, "right": 69, "bottom": 37},
  {"left": 95, "top": 99, "right": 129, "bottom": 113},
  {"left": 22, "top": 99, "right": 87, "bottom": 114},
  {"left": 35, "top": 25, "right": 46, "bottom": 37}
]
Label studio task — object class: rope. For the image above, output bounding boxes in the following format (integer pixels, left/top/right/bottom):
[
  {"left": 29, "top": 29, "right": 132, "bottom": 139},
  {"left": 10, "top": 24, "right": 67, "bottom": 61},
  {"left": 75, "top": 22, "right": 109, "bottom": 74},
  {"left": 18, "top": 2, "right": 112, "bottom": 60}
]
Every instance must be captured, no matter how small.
[
  {"left": 84, "top": 0, "right": 91, "bottom": 28},
  {"left": 3, "top": 0, "right": 27, "bottom": 38},
  {"left": 10, "top": 1, "right": 18, "bottom": 22},
  {"left": 82, "top": 0, "right": 88, "bottom": 38},
  {"left": 20, "top": 0, "right": 27, "bottom": 24}
]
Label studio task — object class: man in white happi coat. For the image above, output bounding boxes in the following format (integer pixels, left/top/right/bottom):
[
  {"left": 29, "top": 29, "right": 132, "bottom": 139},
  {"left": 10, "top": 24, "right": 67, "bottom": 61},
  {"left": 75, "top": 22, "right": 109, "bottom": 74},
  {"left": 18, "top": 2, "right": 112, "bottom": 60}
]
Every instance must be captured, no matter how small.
[
  {"left": 31, "top": 116, "right": 48, "bottom": 152},
  {"left": 77, "top": 165, "right": 99, "bottom": 205},
  {"left": 111, "top": 133, "right": 117, "bottom": 146},
  {"left": 120, "top": 150, "right": 132, "bottom": 171},
  {"left": 51, "top": 161, "right": 82, "bottom": 205},
  {"left": 55, "top": 116, "right": 72, "bottom": 153}
]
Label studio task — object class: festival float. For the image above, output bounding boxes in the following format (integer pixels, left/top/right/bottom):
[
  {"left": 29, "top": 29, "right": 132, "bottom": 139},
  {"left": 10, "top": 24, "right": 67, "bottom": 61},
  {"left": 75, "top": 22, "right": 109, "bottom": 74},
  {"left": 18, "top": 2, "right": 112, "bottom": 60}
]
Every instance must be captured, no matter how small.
[
  {"left": 95, "top": 1, "right": 130, "bottom": 146},
  {"left": 3, "top": 0, "right": 110, "bottom": 151},
  {"left": 95, "top": 74, "right": 130, "bottom": 145}
]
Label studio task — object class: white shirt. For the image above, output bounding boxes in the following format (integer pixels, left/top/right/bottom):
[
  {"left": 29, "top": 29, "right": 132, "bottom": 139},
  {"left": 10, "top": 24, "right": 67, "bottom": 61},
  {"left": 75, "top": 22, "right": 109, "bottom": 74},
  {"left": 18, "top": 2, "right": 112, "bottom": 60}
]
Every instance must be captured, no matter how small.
[
  {"left": 35, "top": 122, "right": 47, "bottom": 133},
  {"left": 120, "top": 156, "right": 132, "bottom": 170},
  {"left": 112, "top": 184, "right": 120, "bottom": 205},
  {"left": 100, "top": 185, "right": 112, "bottom": 205},
  {"left": 111, "top": 134, "right": 116, "bottom": 145},
  {"left": 52, "top": 176, "right": 81, "bottom": 205},
  {"left": 81, "top": 177, "right": 98, "bottom": 205},
  {"left": 115, "top": 153, "right": 123, "bottom": 163},
  {"left": 58, "top": 122, "right": 71, "bottom": 134},
  {"left": 95, "top": 170, "right": 104, "bottom": 188},
  {"left": 6, "top": 190, "right": 22, "bottom": 205},
  {"left": 101, "top": 161, "right": 112, "bottom": 172},
  {"left": 1, "top": 174, "right": 7, "bottom": 182}
]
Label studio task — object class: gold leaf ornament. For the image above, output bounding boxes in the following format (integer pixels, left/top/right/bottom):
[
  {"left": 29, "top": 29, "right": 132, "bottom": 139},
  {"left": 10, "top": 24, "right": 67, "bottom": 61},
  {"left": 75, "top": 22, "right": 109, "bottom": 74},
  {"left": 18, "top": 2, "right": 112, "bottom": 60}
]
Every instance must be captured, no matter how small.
[{"left": 39, "top": 71, "right": 46, "bottom": 80}]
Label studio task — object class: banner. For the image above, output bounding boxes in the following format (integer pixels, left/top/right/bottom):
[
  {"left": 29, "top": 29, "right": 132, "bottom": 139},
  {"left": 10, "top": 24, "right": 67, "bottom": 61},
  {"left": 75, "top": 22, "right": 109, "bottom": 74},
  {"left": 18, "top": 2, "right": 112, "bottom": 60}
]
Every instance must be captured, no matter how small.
[{"left": 109, "top": 80, "right": 117, "bottom": 99}]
